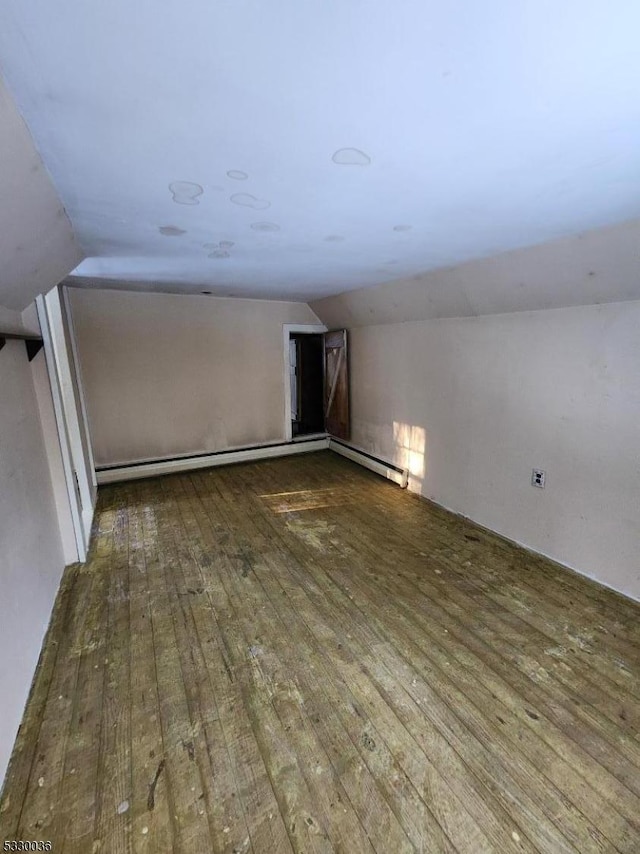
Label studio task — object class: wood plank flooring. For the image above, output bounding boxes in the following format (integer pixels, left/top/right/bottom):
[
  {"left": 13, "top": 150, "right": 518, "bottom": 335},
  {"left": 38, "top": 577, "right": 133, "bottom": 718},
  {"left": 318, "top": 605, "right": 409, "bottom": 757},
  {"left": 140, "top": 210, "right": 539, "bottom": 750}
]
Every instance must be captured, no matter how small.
[{"left": 1, "top": 450, "right": 639, "bottom": 853}]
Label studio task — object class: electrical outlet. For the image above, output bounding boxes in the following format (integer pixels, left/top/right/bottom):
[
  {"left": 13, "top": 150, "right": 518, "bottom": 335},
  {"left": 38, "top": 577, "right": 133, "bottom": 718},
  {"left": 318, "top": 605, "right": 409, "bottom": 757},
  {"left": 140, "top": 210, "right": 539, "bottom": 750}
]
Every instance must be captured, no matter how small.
[{"left": 531, "top": 468, "right": 546, "bottom": 488}]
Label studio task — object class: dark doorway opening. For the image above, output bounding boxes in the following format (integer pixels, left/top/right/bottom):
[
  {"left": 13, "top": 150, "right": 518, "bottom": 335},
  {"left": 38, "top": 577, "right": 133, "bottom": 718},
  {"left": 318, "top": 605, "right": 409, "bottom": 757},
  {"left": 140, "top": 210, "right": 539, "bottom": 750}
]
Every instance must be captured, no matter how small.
[{"left": 290, "top": 333, "right": 324, "bottom": 437}]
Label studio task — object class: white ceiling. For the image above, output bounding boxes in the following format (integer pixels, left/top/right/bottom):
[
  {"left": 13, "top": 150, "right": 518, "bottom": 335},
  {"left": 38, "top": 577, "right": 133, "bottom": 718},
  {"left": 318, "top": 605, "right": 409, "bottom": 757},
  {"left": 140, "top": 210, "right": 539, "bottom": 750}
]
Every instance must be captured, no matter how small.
[{"left": 1, "top": 1, "right": 640, "bottom": 301}]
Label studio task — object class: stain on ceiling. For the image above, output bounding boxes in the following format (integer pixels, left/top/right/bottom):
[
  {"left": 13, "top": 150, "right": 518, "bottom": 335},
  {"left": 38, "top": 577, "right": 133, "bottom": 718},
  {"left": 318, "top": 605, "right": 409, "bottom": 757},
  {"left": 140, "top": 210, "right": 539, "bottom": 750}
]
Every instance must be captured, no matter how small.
[{"left": 1, "top": 1, "right": 639, "bottom": 301}]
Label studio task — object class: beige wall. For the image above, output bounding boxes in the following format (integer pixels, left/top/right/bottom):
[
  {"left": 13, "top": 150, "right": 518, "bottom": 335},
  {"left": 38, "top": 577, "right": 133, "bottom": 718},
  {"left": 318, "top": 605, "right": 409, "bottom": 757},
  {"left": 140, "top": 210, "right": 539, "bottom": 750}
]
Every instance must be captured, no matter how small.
[
  {"left": 0, "top": 341, "right": 66, "bottom": 784},
  {"left": 340, "top": 301, "right": 640, "bottom": 601},
  {"left": 69, "top": 288, "right": 320, "bottom": 466},
  {"left": 0, "top": 76, "right": 81, "bottom": 311},
  {"left": 0, "top": 306, "right": 26, "bottom": 335}
]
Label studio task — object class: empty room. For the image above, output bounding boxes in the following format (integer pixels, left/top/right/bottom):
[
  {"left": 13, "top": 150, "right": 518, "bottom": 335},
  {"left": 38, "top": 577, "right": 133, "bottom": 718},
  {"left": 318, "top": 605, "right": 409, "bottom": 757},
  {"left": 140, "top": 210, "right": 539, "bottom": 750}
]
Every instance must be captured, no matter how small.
[{"left": 1, "top": 1, "right": 639, "bottom": 852}]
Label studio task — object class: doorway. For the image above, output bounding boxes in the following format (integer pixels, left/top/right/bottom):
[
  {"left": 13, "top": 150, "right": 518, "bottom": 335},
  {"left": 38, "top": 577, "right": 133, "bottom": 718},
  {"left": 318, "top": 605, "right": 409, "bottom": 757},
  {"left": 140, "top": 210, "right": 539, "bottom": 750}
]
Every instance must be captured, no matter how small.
[
  {"left": 290, "top": 332, "right": 324, "bottom": 437},
  {"left": 283, "top": 323, "right": 350, "bottom": 443}
]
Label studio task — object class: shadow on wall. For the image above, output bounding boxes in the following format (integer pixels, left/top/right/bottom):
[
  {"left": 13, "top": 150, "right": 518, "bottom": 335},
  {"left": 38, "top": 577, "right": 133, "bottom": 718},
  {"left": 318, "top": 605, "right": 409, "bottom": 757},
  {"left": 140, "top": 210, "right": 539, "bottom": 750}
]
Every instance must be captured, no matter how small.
[{"left": 392, "top": 421, "right": 427, "bottom": 492}]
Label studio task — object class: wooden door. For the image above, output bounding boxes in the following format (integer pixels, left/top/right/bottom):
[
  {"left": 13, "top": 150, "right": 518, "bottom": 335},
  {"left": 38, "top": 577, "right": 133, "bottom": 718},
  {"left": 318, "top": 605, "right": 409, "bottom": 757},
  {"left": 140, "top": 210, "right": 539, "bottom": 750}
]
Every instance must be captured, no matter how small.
[{"left": 324, "top": 329, "right": 349, "bottom": 440}]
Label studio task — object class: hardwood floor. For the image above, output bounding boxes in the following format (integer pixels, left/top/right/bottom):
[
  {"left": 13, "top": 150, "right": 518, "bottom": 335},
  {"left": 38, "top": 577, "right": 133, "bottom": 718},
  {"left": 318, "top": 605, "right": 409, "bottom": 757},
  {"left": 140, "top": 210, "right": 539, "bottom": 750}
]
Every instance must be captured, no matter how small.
[{"left": 1, "top": 451, "right": 639, "bottom": 853}]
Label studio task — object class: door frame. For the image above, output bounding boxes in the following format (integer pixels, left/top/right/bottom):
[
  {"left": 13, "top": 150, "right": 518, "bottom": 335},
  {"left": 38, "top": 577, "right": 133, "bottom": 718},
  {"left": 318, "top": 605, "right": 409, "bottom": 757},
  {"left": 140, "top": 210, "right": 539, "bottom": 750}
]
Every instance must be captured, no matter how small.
[
  {"left": 62, "top": 285, "right": 97, "bottom": 490},
  {"left": 36, "top": 294, "right": 88, "bottom": 562},
  {"left": 282, "top": 323, "right": 327, "bottom": 442},
  {"left": 36, "top": 286, "right": 97, "bottom": 561}
]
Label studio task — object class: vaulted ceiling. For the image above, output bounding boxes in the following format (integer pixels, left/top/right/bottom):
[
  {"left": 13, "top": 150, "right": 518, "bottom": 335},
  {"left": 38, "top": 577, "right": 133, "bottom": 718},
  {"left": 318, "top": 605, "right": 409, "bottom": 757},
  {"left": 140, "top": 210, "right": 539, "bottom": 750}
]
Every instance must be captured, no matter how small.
[{"left": 1, "top": 1, "right": 639, "bottom": 302}]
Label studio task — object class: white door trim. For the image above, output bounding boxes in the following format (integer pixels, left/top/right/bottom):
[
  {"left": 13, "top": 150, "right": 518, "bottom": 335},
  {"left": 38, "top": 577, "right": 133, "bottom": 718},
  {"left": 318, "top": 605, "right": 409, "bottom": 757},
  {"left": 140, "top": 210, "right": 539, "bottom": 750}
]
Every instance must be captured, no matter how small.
[
  {"left": 36, "top": 295, "right": 86, "bottom": 562},
  {"left": 43, "top": 287, "right": 96, "bottom": 548},
  {"left": 62, "top": 286, "right": 97, "bottom": 489},
  {"left": 282, "top": 323, "right": 327, "bottom": 442}
]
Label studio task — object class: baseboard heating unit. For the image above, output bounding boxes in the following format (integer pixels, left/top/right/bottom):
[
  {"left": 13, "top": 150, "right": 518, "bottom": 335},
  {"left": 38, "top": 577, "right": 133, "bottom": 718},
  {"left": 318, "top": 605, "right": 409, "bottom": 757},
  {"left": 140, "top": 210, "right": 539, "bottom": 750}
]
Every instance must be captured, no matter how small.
[
  {"left": 328, "top": 438, "right": 409, "bottom": 488},
  {"left": 96, "top": 437, "right": 329, "bottom": 484}
]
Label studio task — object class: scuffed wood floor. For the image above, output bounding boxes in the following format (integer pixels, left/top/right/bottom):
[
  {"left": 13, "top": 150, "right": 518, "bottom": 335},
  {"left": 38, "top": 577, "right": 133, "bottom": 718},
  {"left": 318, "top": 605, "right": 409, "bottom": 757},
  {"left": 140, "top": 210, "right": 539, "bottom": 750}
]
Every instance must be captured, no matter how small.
[{"left": 1, "top": 451, "right": 639, "bottom": 853}]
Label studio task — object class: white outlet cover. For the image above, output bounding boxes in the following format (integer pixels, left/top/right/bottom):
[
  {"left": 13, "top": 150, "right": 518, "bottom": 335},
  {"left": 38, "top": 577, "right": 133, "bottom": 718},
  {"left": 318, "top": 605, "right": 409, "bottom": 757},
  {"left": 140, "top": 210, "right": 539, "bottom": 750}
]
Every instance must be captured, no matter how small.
[{"left": 531, "top": 469, "right": 546, "bottom": 488}]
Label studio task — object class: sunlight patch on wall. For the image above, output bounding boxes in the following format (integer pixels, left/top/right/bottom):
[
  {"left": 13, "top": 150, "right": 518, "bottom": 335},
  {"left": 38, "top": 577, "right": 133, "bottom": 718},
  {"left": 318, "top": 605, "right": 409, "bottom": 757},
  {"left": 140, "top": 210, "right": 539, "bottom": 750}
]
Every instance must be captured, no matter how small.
[{"left": 392, "top": 422, "right": 426, "bottom": 491}]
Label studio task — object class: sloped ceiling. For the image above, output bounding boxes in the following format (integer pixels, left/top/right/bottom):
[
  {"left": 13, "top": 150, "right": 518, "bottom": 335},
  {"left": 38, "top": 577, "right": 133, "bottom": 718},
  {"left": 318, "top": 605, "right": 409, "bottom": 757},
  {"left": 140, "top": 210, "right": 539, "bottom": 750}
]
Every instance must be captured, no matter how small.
[
  {"left": 0, "top": 78, "right": 81, "bottom": 312},
  {"left": 1, "top": 1, "right": 639, "bottom": 305},
  {"left": 310, "top": 217, "right": 640, "bottom": 327}
]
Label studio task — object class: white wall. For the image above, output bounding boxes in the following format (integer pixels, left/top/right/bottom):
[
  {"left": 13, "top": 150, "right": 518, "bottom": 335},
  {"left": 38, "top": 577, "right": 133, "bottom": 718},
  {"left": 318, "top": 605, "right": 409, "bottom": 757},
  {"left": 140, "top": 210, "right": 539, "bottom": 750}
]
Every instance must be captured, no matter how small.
[
  {"left": 0, "top": 76, "right": 81, "bottom": 311},
  {"left": 0, "top": 341, "right": 66, "bottom": 784},
  {"left": 0, "top": 306, "right": 26, "bottom": 335},
  {"left": 69, "top": 288, "right": 320, "bottom": 467},
  {"left": 340, "top": 301, "right": 640, "bottom": 602},
  {"left": 0, "top": 75, "right": 83, "bottom": 789}
]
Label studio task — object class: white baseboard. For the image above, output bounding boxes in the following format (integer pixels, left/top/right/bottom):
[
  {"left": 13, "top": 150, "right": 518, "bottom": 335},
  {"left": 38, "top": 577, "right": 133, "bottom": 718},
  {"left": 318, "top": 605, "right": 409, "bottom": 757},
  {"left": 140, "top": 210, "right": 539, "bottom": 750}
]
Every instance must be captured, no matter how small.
[
  {"left": 293, "top": 432, "right": 327, "bottom": 442},
  {"left": 96, "top": 438, "right": 329, "bottom": 484},
  {"left": 328, "top": 439, "right": 408, "bottom": 488},
  {"left": 96, "top": 435, "right": 408, "bottom": 490}
]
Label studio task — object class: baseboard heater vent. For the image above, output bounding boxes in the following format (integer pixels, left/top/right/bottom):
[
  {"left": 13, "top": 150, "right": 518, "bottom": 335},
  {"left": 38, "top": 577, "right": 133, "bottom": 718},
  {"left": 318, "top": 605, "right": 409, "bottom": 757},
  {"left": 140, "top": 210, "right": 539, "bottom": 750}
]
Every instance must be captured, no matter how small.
[
  {"left": 329, "top": 439, "right": 409, "bottom": 488},
  {"left": 96, "top": 436, "right": 329, "bottom": 484}
]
